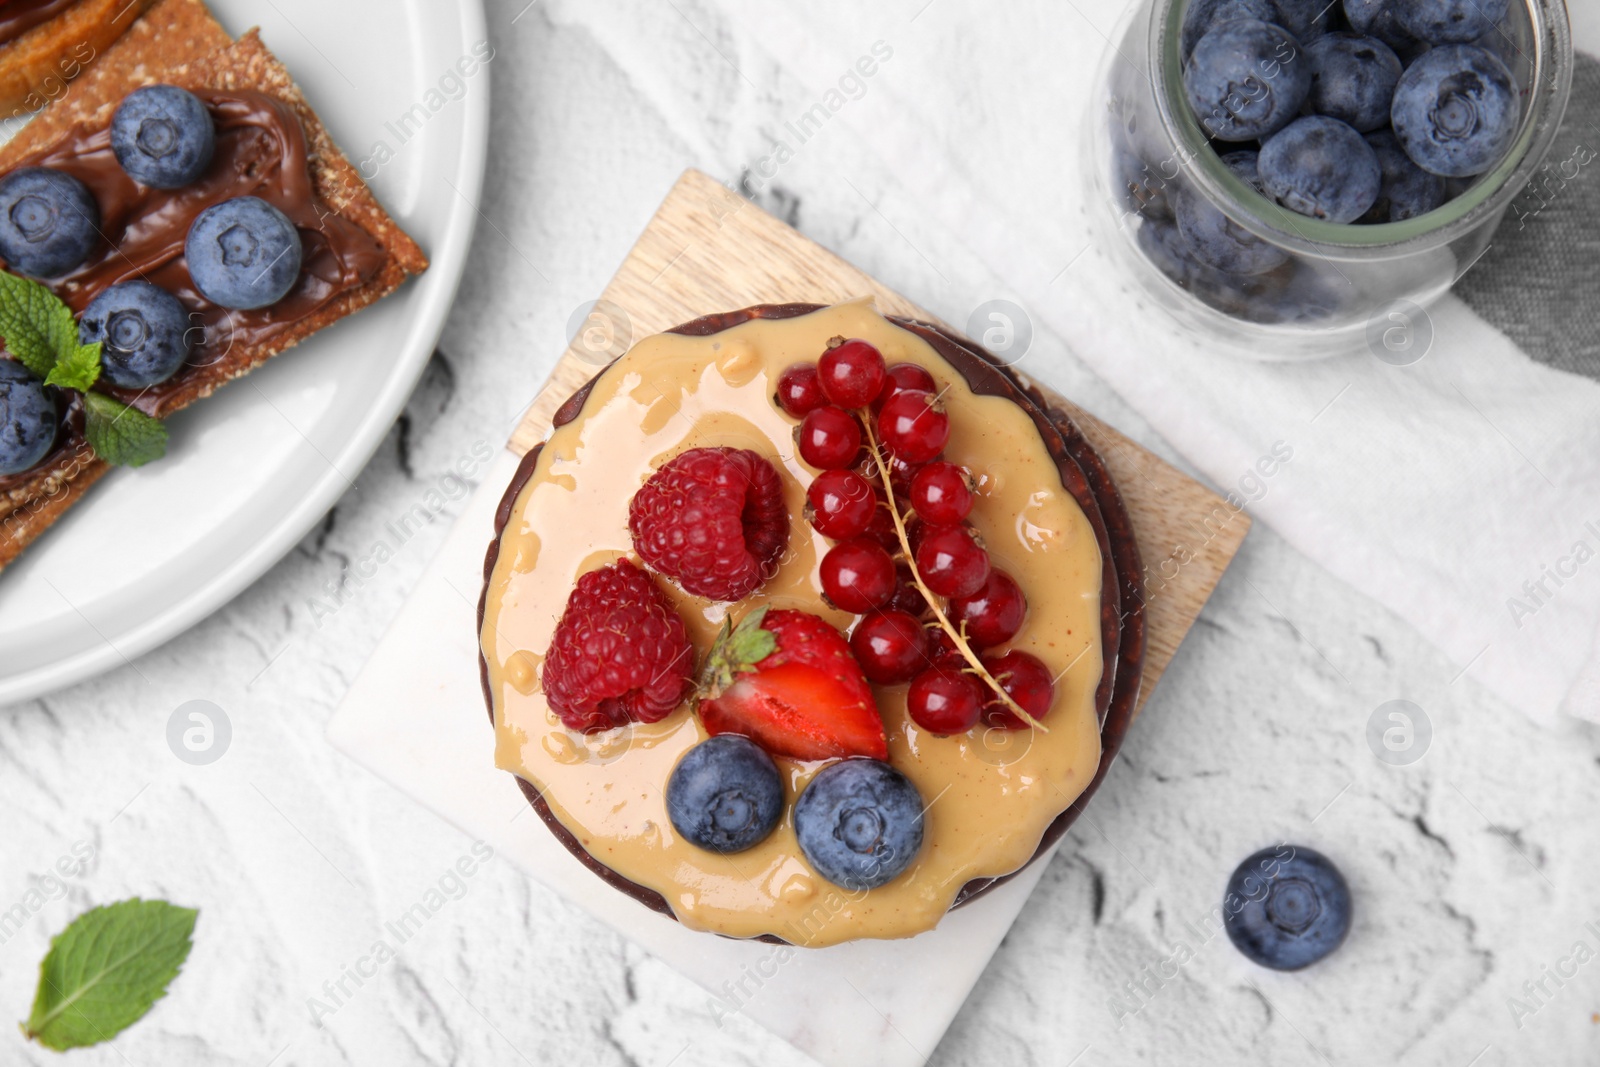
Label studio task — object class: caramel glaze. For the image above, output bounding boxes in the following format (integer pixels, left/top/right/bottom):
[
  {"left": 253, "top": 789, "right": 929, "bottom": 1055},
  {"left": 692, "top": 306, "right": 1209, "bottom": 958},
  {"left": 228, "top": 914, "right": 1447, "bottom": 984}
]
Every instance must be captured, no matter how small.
[
  {"left": 480, "top": 302, "right": 1147, "bottom": 945},
  {"left": 0, "top": 87, "right": 389, "bottom": 492},
  {"left": 0, "top": 0, "right": 79, "bottom": 48}
]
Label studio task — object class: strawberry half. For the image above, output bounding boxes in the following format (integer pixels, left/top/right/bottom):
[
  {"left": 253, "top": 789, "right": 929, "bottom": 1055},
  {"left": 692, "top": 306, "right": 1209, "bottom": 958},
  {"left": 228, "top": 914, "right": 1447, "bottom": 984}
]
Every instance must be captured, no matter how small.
[{"left": 697, "top": 607, "right": 888, "bottom": 761}]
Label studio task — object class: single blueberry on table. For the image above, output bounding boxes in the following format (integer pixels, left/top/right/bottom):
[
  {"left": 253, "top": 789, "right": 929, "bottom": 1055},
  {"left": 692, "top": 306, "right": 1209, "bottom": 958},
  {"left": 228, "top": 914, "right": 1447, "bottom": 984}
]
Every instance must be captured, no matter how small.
[
  {"left": 1175, "top": 150, "right": 1290, "bottom": 275},
  {"left": 1180, "top": 0, "right": 1277, "bottom": 57},
  {"left": 1271, "top": 0, "right": 1337, "bottom": 43},
  {"left": 1224, "top": 845, "right": 1352, "bottom": 970},
  {"left": 0, "top": 360, "right": 57, "bottom": 477},
  {"left": 184, "top": 195, "right": 303, "bottom": 309},
  {"left": 1360, "top": 129, "right": 1448, "bottom": 221},
  {"left": 1260, "top": 115, "right": 1382, "bottom": 222},
  {"left": 111, "top": 85, "right": 215, "bottom": 189},
  {"left": 0, "top": 167, "right": 100, "bottom": 279},
  {"left": 79, "top": 281, "right": 194, "bottom": 390},
  {"left": 1305, "top": 33, "right": 1403, "bottom": 133},
  {"left": 1184, "top": 19, "right": 1313, "bottom": 142},
  {"left": 1394, "top": 0, "right": 1509, "bottom": 44},
  {"left": 794, "top": 758, "right": 924, "bottom": 891},
  {"left": 1391, "top": 44, "right": 1519, "bottom": 177},
  {"left": 666, "top": 735, "right": 784, "bottom": 854}
]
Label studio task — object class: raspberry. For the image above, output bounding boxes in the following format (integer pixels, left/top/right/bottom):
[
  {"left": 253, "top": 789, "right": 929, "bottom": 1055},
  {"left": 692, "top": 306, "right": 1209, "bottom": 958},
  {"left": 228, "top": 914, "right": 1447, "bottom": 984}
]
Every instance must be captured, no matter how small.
[
  {"left": 628, "top": 447, "right": 789, "bottom": 601},
  {"left": 542, "top": 559, "right": 694, "bottom": 733}
]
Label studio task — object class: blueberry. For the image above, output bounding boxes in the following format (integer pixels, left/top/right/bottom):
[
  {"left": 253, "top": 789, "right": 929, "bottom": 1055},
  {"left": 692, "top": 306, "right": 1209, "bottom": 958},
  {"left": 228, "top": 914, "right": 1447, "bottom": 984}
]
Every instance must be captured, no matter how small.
[
  {"left": 1306, "top": 33, "right": 1403, "bottom": 132},
  {"left": 1184, "top": 19, "right": 1313, "bottom": 142},
  {"left": 666, "top": 735, "right": 783, "bottom": 854},
  {"left": 1175, "top": 151, "right": 1290, "bottom": 274},
  {"left": 78, "top": 281, "right": 193, "bottom": 389},
  {"left": 184, "top": 196, "right": 302, "bottom": 309},
  {"left": 1238, "top": 261, "right": 1350, "bottom": 323},
  {"left": 794, "top": 759, "right": 924, "bottom": 891},
  {"left": 1394, "top": 0, "right": 1508, "bottom": 44},
  {"left": 1137, "top": 218, "right": 1276, "bottom": 318},
  {"left": 1343, "top": 0, "right": 1421, "bottom": 50},
  {"left": 1224, "top": 845, "right": 1351, "bottom": 970},
  {"left": 1115, "top": 147, "right": 1175, "bottom": 221},
  {"left": 1137, "top": 217, "right": 1205, "bottom": 286},
  {"left": 1271, "top": 0, "right": 1337, "bottom": 43},
  {"left": 0, "top": 361, "right": 57, "bottom": 477},
  {"left": 1391, "top": 44, "right": 1518, "bottom": 177},
  {"left": 110, "top": 85, "right": 215, "bottom": 189},
  {"left": 1180, "top": 0, "right": 1277, "bottom": 58},
  {"left": 1360, "top": 129, "right": 1447, "bottom": 220},
  {"left": 1259, "top": 115, "right": 1381, "bottom": 221},
  {"left": 0, "top": 168, "right": 99, "bottom": 279}
]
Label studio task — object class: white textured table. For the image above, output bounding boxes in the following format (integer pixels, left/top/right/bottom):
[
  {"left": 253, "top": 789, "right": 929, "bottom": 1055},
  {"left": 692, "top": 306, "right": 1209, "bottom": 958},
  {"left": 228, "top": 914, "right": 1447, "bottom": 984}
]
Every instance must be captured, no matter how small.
[{"left": 3, "top": 1, "right": 1599, "bottom": 1065}]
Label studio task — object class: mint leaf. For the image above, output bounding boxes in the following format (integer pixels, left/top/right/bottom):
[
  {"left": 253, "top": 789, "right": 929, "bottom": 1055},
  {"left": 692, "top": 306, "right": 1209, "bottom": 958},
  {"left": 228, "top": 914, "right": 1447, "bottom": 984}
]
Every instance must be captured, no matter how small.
[
  {"left": 43, "top": 340, "right": 101, "bottom": 392},
  {"left": 0, "top": 271, "right": 82, "bottom": 380},
  {"left": 22, "top": 899, "right": 197, "bottom": 1051},
  {"left": 83, "top": 392, "right": 166, "bottom": 467}
]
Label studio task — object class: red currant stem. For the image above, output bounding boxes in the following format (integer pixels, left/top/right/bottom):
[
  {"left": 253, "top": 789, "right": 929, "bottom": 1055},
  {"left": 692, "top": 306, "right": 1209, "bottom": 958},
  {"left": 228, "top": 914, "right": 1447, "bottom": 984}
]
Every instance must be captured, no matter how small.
[{"left": 857, "top": 410, "right": 1047, "bottom": 732}]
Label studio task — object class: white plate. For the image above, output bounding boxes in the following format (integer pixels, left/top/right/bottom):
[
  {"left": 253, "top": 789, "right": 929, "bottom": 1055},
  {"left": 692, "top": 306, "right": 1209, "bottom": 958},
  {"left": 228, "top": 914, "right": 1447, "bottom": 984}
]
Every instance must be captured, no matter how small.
[{"left": 0, "top": 0, "right": 489, "bottom": 704}]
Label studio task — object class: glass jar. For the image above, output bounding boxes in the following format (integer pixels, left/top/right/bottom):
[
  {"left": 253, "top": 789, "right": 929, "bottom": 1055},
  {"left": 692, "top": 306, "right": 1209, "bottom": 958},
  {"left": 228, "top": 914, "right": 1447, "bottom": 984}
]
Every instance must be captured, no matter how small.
[{"left": 1086, "top": 0, "right": 1574, "bottom": 360}]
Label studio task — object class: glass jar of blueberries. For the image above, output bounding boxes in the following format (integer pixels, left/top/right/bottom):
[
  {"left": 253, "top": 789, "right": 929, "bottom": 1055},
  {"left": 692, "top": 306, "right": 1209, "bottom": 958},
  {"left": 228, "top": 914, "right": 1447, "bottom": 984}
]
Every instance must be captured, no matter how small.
[{"left": 1088, "top": 0, "right": 1573, "bottom": 359}]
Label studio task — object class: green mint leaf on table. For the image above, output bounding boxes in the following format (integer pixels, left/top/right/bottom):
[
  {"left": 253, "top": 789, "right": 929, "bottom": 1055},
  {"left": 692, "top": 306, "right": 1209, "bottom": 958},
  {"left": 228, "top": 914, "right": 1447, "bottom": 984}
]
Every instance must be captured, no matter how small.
[
  {"left": 0, "top": 270, "right": 87, "bottom": 381},
  {"left": 22, "top": 898, "right": 198, "bottom": 1051},
  {"left": 83, "top": 392, "right": 167, "bottom": 468},
  {"left": 43, "top": 340, "right": 102, "bottom": 392}
]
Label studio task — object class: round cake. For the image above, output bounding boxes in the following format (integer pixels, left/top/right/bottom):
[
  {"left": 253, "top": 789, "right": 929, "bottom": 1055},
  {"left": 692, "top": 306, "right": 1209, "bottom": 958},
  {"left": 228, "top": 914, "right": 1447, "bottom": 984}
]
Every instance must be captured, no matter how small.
[{"left": 479, "top": 300, "right": 1144, "bottom": 946}]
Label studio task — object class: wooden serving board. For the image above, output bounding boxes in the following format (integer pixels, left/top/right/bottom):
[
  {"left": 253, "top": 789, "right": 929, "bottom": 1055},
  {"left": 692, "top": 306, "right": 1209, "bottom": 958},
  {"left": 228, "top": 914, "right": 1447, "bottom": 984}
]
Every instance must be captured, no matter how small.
[{"left": 506, "top": 168, "right": 1248, "bottom": 721}]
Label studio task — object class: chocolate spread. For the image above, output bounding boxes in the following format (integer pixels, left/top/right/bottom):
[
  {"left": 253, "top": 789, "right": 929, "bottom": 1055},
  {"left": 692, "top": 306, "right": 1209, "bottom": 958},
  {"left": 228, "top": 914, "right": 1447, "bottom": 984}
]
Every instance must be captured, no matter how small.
[
  {"left": 0, "top": 87, "right": 389, "bottom": 490},
  {"left": 0, "top": 0, "right": 79, "bottom": 48}
]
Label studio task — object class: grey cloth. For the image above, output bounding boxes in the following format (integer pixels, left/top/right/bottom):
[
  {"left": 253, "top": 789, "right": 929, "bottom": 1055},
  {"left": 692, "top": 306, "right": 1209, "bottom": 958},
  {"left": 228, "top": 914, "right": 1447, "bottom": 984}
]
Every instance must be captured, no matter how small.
[{"left": 1455, "top": 52, "right": 1600, "bottom": 380}]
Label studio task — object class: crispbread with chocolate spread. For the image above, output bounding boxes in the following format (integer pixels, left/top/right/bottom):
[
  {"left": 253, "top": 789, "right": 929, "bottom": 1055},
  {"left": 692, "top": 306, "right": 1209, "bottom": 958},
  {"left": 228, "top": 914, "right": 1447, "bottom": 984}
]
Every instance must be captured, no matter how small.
[{"left": 0, "top": 0, "right": 427, "bottom": 569}]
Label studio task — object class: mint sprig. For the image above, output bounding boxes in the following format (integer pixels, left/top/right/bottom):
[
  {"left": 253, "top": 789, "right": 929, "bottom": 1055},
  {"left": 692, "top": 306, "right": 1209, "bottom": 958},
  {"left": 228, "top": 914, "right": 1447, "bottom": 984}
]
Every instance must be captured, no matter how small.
[
  {"left": 44, "top": 338, "right": 102, "bottom": 392},
  {"left": 21, "top": 898, "right": 198, "bottom": 1051},
  {"left": 83, "top": 392, "right": 167, "bottom": 468},
  {"left": 0, "top": 270, "right": 167, "bottom": 467},
  {"left": 0, "top": 271, "right": 97, "bottom": 386}
]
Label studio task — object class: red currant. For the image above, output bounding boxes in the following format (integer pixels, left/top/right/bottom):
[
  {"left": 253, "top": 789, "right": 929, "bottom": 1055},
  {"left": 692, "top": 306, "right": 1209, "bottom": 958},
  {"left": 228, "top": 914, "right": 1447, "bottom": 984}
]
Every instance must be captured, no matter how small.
[
  {"left": 877, "top": 389, "right": 950, "bottom": 463},
  {"left": 887, "top": 453, "right": 923, "bottom": 497},
  {"left": 885, "top": 563, "right": 928, "bottom": 617},
  {"left": 798, "top": 406, "right": 862, "bottom": 470},
  {"left": 948, "top": 569, "right": 1027, "bottom": 648},
  {"left": 909, "top": 462, "right": 974, "bottom": 525},
  {"left": 980, "top": 650, "right": 1055, "bottom": 730},
  {"left": 820, "top": 538, "right": 896, "bottom": 613},
  {"left": 926, "top": 628, "right": 966, "bottom": 669},
  {"left": 915, "top": 524, "right": 990, "bottom": 598},
  {"left": 862, "top": 506, "right": 902, "bottom": 554},
  {"left": 905, "top": 516, "right": 929, "bottom": 557},
  {"left": 818, "top": 339, "right": 886, "bottom": 409},
  {"left": 907, "top": 667, "right": 984, "bottom": 734},
  {"left": 873, "top": 362, "right": 937, "bottom": 412},
  {"left": 806, "top": 469, "right": 876, "bottom": 540},
  {"left": 776, "top": 363, "right": 825, "bottom": 417},
  {"left": 850, "top": 609, "right": 929, "bottom": 684}
]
